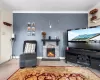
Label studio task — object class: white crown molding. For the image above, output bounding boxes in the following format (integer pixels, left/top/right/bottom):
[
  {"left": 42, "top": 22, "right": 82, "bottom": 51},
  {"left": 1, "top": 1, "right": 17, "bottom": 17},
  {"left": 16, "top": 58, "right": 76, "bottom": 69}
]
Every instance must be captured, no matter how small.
[
  {"left": 13, "top": 11, "right": 88, "bottom": 13},
  {"left": 12, "top": 56, "right": 65, "bottom": 59}
]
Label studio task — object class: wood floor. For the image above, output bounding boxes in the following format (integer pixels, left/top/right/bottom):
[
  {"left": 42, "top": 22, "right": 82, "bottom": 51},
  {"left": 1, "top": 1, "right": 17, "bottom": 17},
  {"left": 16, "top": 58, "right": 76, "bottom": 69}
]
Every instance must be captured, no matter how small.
[{"left": 0, "top": 59, "right": 100, "bottom": 80}]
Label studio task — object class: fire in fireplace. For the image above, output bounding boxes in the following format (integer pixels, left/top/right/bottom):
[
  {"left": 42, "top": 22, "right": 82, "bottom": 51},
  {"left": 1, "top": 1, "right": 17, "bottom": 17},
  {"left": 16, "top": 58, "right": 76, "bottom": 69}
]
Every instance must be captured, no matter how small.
[{"left": 47, "top": 48, "right": 55, "bottom": 57}]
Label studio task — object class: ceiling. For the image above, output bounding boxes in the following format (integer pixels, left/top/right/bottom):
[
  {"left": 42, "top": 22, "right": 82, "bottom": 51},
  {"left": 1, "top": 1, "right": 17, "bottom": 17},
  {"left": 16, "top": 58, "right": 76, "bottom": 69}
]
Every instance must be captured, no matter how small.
[{"left": 0, "top": 0, "right": 100, "bottom": 12}]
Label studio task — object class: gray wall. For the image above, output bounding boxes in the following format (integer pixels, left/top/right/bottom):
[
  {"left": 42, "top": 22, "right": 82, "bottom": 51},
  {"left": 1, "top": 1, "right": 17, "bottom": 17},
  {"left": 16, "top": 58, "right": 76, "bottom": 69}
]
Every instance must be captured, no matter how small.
[{"left": 13, "top": 13, "right": 88, "bottom": 57}]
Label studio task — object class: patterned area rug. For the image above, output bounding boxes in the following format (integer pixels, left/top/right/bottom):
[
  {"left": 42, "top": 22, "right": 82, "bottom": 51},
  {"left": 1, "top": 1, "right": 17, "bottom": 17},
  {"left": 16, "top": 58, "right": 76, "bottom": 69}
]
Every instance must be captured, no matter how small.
[{"left": 8, "top": 66, "right": 100, "bottom": 80}]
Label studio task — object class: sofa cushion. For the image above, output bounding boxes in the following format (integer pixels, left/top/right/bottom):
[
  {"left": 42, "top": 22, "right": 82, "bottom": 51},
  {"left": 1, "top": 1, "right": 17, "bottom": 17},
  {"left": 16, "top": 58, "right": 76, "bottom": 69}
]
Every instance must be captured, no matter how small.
[{"left": 24, "top": 43, "right": 36, "bottom": 54}]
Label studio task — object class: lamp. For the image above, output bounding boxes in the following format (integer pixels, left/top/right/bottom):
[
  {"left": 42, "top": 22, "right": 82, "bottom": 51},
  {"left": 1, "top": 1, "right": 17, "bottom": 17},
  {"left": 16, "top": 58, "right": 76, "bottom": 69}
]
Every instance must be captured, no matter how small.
[
  {"left": 49, "top": 21, "right": 52, "bottom": 28},
  {"left": 11, "top": 33, "right": 15, "bottom": 40},
  {"left": 10, "top": 33, "right": 16, "bottom": 59}
]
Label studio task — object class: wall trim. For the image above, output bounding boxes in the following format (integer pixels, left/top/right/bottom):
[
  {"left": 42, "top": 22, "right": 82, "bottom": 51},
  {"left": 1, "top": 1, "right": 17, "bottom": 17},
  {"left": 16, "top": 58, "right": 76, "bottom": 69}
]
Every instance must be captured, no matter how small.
[
  {"left": 12, "top": 56, "right": 65, "bottom": 59},
  {"left": 13, "top": 11, "right": 88, "bottom": 13}
]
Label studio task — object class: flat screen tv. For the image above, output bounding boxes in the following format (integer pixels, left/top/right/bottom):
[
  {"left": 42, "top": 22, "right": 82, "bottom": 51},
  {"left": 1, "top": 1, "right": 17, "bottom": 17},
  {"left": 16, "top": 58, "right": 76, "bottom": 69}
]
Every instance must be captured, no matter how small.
[{"left": 67, "top": 26, "right": 100, "bottom": 51}]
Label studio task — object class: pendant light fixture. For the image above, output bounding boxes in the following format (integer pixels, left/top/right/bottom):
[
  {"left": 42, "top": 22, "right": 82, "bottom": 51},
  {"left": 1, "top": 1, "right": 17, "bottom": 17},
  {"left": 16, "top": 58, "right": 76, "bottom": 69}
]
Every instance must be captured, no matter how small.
[{"left": 49, "top": 21, "right": 52, "bottom": 28}]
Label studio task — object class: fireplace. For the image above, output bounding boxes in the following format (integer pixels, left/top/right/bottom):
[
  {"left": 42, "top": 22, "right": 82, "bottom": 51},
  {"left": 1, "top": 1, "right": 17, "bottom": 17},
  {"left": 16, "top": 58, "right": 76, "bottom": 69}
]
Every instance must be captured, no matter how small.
[
  {"left": 47, "top": 48, "right": 55, "bottom": 57},
  {"left": 42, "top": 39, "right": 60, "bottom": 60}
]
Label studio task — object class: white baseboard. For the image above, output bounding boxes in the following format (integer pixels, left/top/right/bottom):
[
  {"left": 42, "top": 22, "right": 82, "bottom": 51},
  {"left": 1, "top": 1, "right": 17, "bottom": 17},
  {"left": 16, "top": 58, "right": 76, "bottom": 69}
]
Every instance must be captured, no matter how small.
[
  {"left": 60, "top": 57, "right": 65, "bottom": 59},
  {"left": 13, "top": 56, "right": 19, "bottom": 58},
  {"left": 37, "top": 57, "right": 42, "bottom": 59},
  {"left": 12, "top": 56, "right": 65, "bottom": 59}
]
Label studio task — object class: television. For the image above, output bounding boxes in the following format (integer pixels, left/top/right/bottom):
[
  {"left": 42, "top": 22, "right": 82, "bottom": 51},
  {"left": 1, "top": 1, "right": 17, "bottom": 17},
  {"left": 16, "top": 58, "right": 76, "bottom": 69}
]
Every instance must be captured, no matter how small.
[{"left": 67, "top": 26, "right": 100, "bottom": 51}]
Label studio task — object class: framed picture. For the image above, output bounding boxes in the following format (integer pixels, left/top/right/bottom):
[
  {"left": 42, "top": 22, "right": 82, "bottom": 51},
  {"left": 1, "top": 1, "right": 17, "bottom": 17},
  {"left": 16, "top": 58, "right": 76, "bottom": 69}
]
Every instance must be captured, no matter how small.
[{"left": 32, "top": 27, "right": 35, "bottom": 32}]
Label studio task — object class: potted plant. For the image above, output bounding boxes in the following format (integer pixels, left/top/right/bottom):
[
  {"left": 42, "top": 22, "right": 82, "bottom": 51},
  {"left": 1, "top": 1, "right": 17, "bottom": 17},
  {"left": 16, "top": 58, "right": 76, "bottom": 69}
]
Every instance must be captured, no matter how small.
[
  {"left": 42, "top": 32, "right": 46, "bottom": 39},
  {"left": 89, "top": 9, "right": 98, "bottom": 14}
]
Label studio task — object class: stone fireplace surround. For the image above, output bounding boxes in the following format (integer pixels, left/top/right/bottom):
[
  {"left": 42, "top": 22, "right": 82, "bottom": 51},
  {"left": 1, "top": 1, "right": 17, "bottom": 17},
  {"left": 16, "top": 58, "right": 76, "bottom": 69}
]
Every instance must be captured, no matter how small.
[{"left": 42, "top": 39, "right": 60, "bottom": 60}]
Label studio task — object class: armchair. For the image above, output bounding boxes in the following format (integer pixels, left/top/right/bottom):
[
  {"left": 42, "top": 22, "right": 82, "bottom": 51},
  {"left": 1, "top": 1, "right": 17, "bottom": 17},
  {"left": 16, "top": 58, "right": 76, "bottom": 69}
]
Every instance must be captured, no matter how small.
[{"left": 20, "top": 40, "right": 37, "bottom": 68}]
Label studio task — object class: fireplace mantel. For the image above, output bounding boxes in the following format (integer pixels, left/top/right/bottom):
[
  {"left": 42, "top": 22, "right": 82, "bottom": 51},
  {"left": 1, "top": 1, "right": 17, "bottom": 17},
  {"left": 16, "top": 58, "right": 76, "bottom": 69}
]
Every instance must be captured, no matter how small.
[{"left": 41, "top": 39, "right": 60, "bottom": 46}]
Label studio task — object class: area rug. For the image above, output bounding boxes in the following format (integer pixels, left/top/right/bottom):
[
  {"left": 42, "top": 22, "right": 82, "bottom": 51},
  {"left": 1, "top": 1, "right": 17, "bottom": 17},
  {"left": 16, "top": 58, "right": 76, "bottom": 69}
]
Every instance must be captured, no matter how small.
[{"left": 8, "top": 66, "right": 100, "bottom": 80}]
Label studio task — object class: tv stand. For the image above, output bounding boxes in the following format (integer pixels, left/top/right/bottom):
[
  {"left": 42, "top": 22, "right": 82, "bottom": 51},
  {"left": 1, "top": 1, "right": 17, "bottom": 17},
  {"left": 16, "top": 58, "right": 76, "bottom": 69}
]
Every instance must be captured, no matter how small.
[
  {"left": 65, "top": 48, "right": 100, "bottom": 70},
  {"left": 77, "top": 54, "right": 90, "bottom": 66}
]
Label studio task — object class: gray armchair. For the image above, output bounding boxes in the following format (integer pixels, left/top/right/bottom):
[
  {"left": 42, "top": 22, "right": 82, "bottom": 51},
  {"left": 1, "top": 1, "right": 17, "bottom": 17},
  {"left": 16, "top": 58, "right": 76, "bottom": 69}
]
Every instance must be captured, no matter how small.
[{"left": 20, "top": 40, "right": 37, "bottom": 68}]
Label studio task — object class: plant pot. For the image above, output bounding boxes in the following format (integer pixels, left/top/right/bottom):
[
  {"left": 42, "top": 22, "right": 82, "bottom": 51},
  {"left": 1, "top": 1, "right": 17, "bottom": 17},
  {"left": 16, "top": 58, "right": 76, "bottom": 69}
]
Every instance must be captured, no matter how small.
[{"left": 43, "top": 35, "right": 46, "bottom": 39}]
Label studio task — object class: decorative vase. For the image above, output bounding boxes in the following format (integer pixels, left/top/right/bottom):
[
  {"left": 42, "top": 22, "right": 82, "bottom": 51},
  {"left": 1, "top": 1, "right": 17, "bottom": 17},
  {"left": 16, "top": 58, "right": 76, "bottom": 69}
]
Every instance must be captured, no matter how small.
[{"left": 49, "top": 36, "right": 51, "bottom": 40}]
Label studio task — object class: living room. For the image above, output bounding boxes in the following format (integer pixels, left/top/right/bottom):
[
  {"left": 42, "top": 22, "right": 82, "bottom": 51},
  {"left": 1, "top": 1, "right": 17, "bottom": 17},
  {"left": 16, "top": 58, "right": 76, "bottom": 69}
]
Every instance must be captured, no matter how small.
[{"left": 0, "top": 0, "right": 100, "bottom": 80}]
